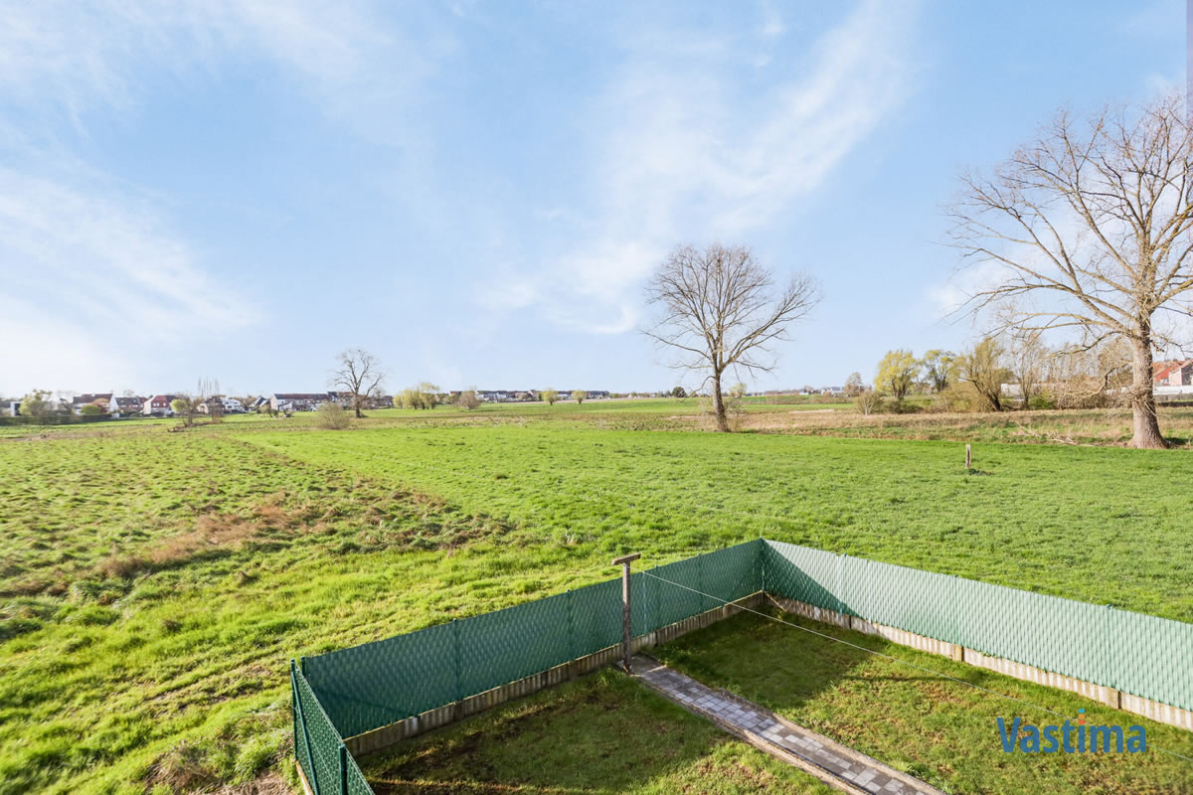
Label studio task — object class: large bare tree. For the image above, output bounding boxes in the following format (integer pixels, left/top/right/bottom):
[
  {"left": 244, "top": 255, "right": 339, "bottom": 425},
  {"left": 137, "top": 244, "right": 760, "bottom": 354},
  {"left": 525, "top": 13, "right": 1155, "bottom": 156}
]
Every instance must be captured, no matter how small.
[
  {"left": 642, "top": 244, "right": 819, "bottom": 432},
  {"left": 332, "top": 348, "right": 384, "bottom": 418},
  {"left": 950, "top": 95, "right": 1193, "bottom": 448}
]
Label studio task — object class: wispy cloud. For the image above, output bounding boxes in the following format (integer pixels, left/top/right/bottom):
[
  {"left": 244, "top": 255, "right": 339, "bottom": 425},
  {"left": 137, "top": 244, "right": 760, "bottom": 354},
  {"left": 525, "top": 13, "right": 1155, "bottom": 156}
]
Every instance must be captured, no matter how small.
[
  {"left": 0, "top": 0, "right": 450, "bottom": 140},
  {"left": 486, "top": 0, "right": 922, "bottom": 335},
  {"left": 0, "top": 0, "right": 454, "bottom": 392},
  {"left": 0, "top": 166, "right": 258, "bottom": 392}
]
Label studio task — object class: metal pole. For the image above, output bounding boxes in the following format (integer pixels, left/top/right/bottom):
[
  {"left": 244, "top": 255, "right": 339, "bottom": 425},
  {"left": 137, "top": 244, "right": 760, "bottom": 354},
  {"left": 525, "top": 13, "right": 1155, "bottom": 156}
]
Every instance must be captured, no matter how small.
[{"left": 612, "top": 552, "right": 641, "bottom": 673}]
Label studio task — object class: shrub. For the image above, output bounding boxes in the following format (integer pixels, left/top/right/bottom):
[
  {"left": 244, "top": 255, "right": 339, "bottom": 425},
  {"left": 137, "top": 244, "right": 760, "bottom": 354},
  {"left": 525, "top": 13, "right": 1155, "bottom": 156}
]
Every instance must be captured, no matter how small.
[
  {"left": 1028, "top": 395, "right": 1056, "bottom": 410},
  {"left": 853, "top": 391, "right": 883, "bottom": 416},
  {"left": 316, "top": 402, "right": 351, "bottom": 430}
]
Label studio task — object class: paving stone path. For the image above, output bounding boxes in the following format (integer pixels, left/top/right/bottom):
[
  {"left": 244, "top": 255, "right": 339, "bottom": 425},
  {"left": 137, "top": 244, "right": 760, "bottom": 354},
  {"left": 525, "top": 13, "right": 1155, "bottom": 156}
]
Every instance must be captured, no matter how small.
[{"left": 630, "top": 656, "right": 944, "bottom": 795}]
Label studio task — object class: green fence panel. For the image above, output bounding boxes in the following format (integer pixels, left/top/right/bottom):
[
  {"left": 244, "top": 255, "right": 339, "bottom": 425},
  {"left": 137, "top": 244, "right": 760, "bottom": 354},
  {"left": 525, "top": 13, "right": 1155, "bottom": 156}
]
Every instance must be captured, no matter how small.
[
  {"left": 345, "top": 749, "right": 375, "bottom": 795},
  {"left": 838, "top": 554, "right": 869, "bottom": 618},
  {"left": 759, "top": 539, "right": 1192, "bottom": 713},
  {"left": 294, "top": 664, "right": 348, "bottom": 795},
  {"left": 701, "top": 539, "right": 764, "bottom": 606},
  {"left": 304, "top": 620, "right": 456, "bottom": 739},
  {"left": 569, "top": 577, "right": 624, "bottom": 656},
  {"left": 866, "top": 563, "right": 963, "bottom": 643},
  {"left": 762, "top": 541, "right": 842, "bottom": 611},
  {"left": 1110, "top": 607, "right": 1193, "bottom": 711},
  {"left": 648, "top": 555, "right": 705, "bottom": 629},
  {"left": 457, "top": 590, "right": 573, "bottom": 697}
]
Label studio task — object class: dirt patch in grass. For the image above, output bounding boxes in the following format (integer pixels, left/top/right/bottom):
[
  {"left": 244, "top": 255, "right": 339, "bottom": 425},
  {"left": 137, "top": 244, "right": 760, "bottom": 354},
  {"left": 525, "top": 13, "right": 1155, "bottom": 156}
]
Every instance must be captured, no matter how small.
[{"left": 96, "top": 499, "right": 319, "bottom": 580}]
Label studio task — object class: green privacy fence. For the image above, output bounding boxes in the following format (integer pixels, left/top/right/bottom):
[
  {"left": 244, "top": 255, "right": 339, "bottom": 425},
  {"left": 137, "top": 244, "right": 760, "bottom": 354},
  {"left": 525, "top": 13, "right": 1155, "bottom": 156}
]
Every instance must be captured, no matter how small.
[
  {"left": 292, "top": 539, "right": 764, "bottom": 792},
  {"left": 761, "top": 540, "right": 1193, "bottom": 713},
  {"left": 293, "top": 537, "right": 1191, "bottom": 793},
  {"left": 291, "top": 661, "right": 372, "bottom": 795}
]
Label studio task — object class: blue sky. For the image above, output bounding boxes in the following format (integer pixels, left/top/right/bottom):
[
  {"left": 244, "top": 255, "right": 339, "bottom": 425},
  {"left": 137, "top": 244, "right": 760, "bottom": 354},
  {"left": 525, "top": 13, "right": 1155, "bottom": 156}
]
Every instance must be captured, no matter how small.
[{"left": 0, "top": 0, "right": 1184, "bottom": 397}]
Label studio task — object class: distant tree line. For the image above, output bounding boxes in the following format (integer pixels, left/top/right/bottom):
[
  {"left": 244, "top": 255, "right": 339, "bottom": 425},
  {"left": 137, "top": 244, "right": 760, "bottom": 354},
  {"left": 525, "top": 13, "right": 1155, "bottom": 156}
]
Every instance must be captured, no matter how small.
[{"left": 851, "top": 333, "right": 1133, "bottom": 415}]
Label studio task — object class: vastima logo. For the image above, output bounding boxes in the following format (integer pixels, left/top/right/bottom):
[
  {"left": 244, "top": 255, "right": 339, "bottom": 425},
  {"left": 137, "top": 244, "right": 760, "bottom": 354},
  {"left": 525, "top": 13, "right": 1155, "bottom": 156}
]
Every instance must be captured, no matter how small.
[{"left": 997, "top": 710, "right": 1147, "bottom": 754}]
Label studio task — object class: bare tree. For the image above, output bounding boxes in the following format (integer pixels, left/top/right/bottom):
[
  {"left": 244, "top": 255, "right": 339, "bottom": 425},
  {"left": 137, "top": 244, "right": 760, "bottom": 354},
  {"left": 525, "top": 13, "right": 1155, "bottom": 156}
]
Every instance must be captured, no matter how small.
[
  {"left": 201, "top": 377, "right": 222, "bottom": 423},
  {"left": 854, "top": 388, "right": 882, "bottom": 416},
  {"left": 456, "top": 388, "right": 481, "bottom": 410},
  {"left": 332, "top": 349, "right": 384, "bottom": 418},
  {"left": 1045, "top": 337, "right": 1132, "bottom": 409},
  {"left": 642, "top": 244, "right": 819, "bottom": 432},
  {"left": 950, "top": 95, "right": 1193, "bottom": 447},
  {"left": 1005, "top": 328, "right": 1048, "bottom": 409}
]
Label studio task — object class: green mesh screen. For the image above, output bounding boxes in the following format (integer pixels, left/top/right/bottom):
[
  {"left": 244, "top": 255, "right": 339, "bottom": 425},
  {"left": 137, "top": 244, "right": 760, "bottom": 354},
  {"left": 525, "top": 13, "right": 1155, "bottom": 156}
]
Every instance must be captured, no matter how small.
[
  {"left": 293, "top": 536, "right": 1192, "bottom": 795},
  {"left": 293, "top": 661, "right": 349, "bottom": 795},
  {"left": 344, "top": 751, "right": 374, "bottom": 795},
  {"left": 304, "top": 621, "right": 456, "bottom": 739},
  {"left": 301, "top": 540, "right": 763, "bottom": 742},
  {"left": 762, "top": 540, "right": 1193, "bottom": 712},
  {"left": 457, "top": 590, "right": 574, "bottom": 696}
]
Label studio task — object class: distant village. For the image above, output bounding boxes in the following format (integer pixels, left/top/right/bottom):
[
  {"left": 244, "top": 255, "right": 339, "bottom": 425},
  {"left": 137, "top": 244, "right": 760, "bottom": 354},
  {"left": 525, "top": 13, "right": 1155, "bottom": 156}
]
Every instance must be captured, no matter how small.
[
  {"left": 2, "top": 385, "right": 860, "bottom": 419},
  {"left": 5, "top": 389, "right": 624, "bottom": 418}
]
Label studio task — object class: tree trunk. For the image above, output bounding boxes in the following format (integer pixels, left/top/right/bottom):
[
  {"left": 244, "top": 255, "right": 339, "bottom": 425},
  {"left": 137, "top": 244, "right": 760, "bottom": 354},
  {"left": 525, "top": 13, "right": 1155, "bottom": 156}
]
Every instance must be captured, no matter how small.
[
  {"left": 354, "top": 395, "right": 363, "bottom": 419},
  {"left": 711, "top": 372, "right": 729, "bottom": 432},
  {"left": 1128, "top": 334, "right": 1166, "bottom": 449}
]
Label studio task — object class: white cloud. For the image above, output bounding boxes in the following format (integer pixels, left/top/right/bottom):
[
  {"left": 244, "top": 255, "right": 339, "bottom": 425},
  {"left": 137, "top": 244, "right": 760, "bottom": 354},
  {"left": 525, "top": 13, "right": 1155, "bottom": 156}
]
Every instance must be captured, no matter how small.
[
  {"left": 0, "top": 0, "right": 449, "bottom": 147},
  {"left": 486, "top": 0, "right": 921, "bottom": 334},
  {"left": 0, "top": 1, "right": 453, "bottom": 393},
  {"left": 0, "top": 167, "right": 258, "bottom": 393}
]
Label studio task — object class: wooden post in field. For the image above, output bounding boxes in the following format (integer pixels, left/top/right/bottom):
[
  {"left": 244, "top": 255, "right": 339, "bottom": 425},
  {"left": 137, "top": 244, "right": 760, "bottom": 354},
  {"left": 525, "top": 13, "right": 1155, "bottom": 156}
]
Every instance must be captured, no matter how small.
[
  {"left": 612, "top": 552, "right": 641, "bottom": 673},
  {"left": 965, "top": 444, "right": 972, "bottom": 469}
]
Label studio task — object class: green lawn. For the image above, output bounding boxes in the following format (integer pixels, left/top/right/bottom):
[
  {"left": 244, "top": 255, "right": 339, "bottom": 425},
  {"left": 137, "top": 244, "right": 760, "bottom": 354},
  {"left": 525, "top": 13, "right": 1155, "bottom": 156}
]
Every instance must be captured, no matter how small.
[
  {"left": 247, "top": 424, "right": 1193, "bottom": 622},
  {"left": 361, "top": 669, "right": 836, "bottom": 794},
  {"left": 652, "top": 609, "right": 1193, "bottom": 794}
]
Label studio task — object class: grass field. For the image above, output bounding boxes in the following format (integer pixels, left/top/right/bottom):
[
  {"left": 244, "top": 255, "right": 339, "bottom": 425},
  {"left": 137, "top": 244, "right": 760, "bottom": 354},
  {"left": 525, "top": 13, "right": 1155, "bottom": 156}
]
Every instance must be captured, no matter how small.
[
  {"left": 247, "top": 424, "right": 1193, "bottom": 622},
  {"left": 2, "top": 402, "right": 1192, "bottom": 794}
]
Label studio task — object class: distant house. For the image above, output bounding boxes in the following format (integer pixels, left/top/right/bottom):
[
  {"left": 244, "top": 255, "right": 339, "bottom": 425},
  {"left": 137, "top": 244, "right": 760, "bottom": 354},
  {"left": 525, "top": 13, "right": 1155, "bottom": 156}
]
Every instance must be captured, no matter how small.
[
  {"left": 1154, "top": 361, "right": 1193, "bottom": 387},
  {"left": 198, "top": 397, "right": 245, "bottom": 414},
  {"left": 269, "top": 393, "right": 332, "bottom": 412},
  {"left": 71, "top": 393, "right": 113, "bottom": 414},
  {"left": 478, "top": 390, "right": 524, "bottom": 403},
  {"left": 143, "top": 395, "right": 177, "bottom": 416},
  {"left": 109, "top": 396, "right": 146, "bottom": 417}
]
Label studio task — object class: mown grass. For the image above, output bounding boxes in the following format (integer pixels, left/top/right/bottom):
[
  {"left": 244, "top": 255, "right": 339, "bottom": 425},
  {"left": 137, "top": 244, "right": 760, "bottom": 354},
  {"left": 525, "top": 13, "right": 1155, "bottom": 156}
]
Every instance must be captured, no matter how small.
[
  {"left": 362, "top": 669, "right": 837, "bottom": 794},
  {"left": 653, "top": 609, "right": 1193, "bottom": 794},
  {"left": 247, "top": 424, "right": 1193, "bottom": 622}
]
